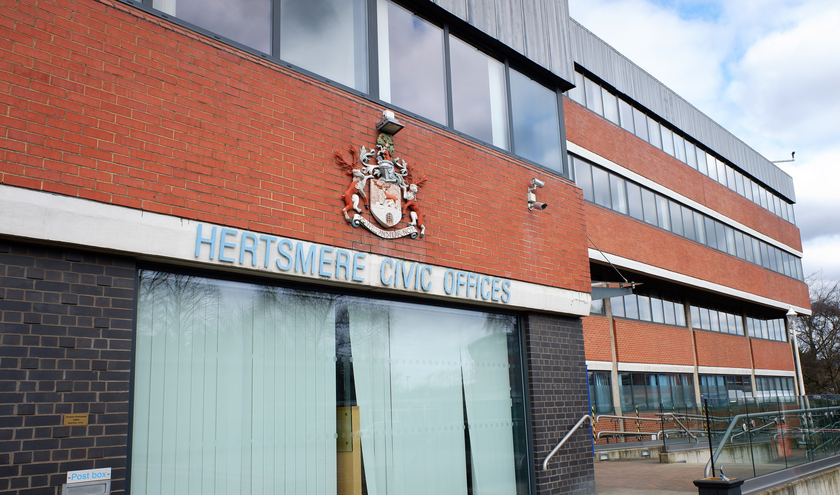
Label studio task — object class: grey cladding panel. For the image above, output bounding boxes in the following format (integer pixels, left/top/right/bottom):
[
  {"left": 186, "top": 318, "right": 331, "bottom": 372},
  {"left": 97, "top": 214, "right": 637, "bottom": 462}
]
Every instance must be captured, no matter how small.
[
  {"left": 425, "top": 0, "right": 574, "bottom": 84},
  {"left": 569, "top": 20, "right": 795, "bottom": 201}
]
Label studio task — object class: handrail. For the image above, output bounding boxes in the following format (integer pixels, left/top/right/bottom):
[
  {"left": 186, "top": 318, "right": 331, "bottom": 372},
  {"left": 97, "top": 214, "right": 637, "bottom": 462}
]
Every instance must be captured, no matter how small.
[
  {"left": 542, "top": 415, "right": 592, "bottom": 471},
  {"left": 657, "top": 412, "right": 699, "bottom": 440},
  {"left": 703, "top": 405, "right": 840, "bottom": 478}
]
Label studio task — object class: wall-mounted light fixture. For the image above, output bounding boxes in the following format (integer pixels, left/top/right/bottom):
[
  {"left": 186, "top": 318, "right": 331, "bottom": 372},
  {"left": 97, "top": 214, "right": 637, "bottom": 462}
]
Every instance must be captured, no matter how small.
[
  {"left": 376, "top": 110, "right": 404, "bottom": 135},
  {"left": 527, "top": 178, "right": 548, "bottom": 211}
]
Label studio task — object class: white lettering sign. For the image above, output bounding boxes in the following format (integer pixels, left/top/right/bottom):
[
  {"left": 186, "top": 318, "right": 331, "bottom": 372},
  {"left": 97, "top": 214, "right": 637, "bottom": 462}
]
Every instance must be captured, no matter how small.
[{"left": 67, "top": 467, "right": 111, "bottom": 484}]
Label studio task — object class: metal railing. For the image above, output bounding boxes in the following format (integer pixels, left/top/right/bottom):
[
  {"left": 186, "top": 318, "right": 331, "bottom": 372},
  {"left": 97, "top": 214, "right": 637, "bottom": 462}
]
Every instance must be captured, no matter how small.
[
  {"left": 542, "top": 415, "right": 592, "bottom": 471},
  {"left": 703, "top": 402, "right": 840, "bottom": 478}
]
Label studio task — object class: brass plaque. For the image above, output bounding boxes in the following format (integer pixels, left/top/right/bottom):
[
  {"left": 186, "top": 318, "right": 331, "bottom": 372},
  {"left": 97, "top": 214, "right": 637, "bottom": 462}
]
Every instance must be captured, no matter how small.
[
  {"left": 337, "top": 407, "right": 353, "bottom": 452},
  {"left": 64, "top": 414, "right": 89, "bottom": 426}
]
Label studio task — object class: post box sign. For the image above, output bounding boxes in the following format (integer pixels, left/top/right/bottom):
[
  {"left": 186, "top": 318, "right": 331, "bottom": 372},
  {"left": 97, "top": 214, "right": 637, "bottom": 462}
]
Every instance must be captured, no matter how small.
[{"left": 67, "top": 468, "right": 111, "bottom": 484}]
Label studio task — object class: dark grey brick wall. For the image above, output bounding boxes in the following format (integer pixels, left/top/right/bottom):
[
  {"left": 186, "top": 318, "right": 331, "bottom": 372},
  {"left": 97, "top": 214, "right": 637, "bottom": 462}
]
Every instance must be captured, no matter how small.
[
  {"left": 0, "top": 240, "right": 136, "bottom": 495},
  {"left": 526, "top": 314, "right": 595, "bottom": 495}
]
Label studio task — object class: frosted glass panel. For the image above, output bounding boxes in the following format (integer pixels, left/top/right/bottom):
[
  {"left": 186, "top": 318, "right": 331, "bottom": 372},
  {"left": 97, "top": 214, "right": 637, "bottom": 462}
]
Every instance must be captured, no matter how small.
[
  {"left": 348, "top": 302, "right": 522, "bottom": 495},
  {"left": 132, "top": 272, "right": 337, "bottom": 495}
]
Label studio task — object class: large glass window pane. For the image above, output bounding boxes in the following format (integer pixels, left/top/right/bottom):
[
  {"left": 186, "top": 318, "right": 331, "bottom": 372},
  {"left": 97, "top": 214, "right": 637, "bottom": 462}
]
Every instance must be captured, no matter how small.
[
  {"left": 610, "top": 174, "right": 628, "bottom": 214},
  {"left": 734, "top": 171, "right": 745, "bottom": 196},
  {"left": 788, "top": 203, "right": 796, "bottom": 225},
  {"left": 642, "top": 189, "right": 658, "bottom": 226},
  {"left": 669, "top": 201, "right": 684, "bottom": 236},
  {"left": 773, "top": 195, "right": 782, "bottom": 217},
  {"left": 592, "top": 166, "right": 611, "bottom": 207},
  {"left": 618, "top": 99, "right": 634, "bottom": 133},
  {"left": 619, "top": 373, "right": 633, "bottom": 411},
  {"left": 610, "top": 296, "right": 625, "bottom": 318},
  {"left": 704, "top": 217, "right": 717, "bottom": 249},
  {"left": 449, "top": 35, "right": 509, "bottom": 149},
  {"left": 627, "top": 182, "right": 644, "bottom": 220},
  {"left": 683, "top": 207, "right": 696, "bottom": 241},
  {"left": 632, "top": 374, "right": 647, "bottom": 410},
  {"left": 584, "top": 76, "right": 603, "bottom": 115},
  {"left": 633, "top": 108, "right": 648, "bottom": 142},
  {"left": 281, "top": 0, "right": 368, "bottom": 90},
  {"left": 726, "top": 166, "right": 736, "bottom": 191},
  {"left": 709, "top": 310, "right": 720, "bottom": 332},
  {"left": 774, "top": 248, "right": 783, "bottom": 274},
  {"left": 658, "top": 375, "right": 672, "bottom": 407},
  {"left": 685, "top": 142, "right": 697, "bottom": 169},
  {"left": 602, "top": 87, "right": 619, "bottom": 125},
  {"left": 706, "top": 154, "right": 717, "bottom": 181},
  {"left": 647, "top": 117, "right": 662, "bottom": 149},
  {"left": 568, "top": 72, "right": 585, "bottom": 104},
  {"left": 673, "top": 134, "right": 686, "bottom": 163},
  {"left": 694, "top": 213, "right": 706, "bottom": 244},
  {"left": 724, "top": 226, "right": 736, "bottom": 255},
  {"left": 379, "top": 1, "right": 446, "bottom": 122},
  {"left": 735, "top": 314, "right": 744, "bottom": 336},
  {"left": 661, "top": 126, "right": 674, "bottom": 156},
  {"left": 624, "top": 294, "right": 639, "bottom": 319},
  {"left": 132, "top": 272, "right": 340, "bottom": 495},
  {"left": 759, "top": 187, "right": 769, "bottom": 209},
  {"left": 663, "top": 300, "right": 676, "bottom": 325},
  {"left": 510, "top": 70, "right": 562, "bottom": 172},
  {"left": 715, "top": 221, "right": 727, "bottom": 252},
  {"left": 780, "top": 199, "right": 789, "bottom": 221},
  {"left": 735, "top": 231, "right": 746, "bottom": 259},
  {"left": 674, "top": 302, "right": 686, "bottom": 326},
  {"left": 690, "top": 305, "right": 701, "bottom": 329},
  {"left": 743, "top": 235, "right": 754, "bottom": 263},
  {"left": 696, "top": 148, "right": 707, "bottom": 175},
  {"left": 156, "top": 0, "right": 270, "bottom": 52},
  {"left": 752, "top": 238, "right": 763, "bottom": 266},
  {"left": 716, "top": 159, "right": 728, "bottom": 187},
  {"left": 574, "top": 157, "right": 594, "bottom": 202},
  {"left": 645, "top": 374, "right": 660, "bottom": 409},
  {"left": 760, "top": 242, "right": 770, "bottom": 269},
  {"left": 699, "top": 307, "right": 710, "bottom": 330},
  {"left": 656, "top": 194, "right": 670, "bottom": 230},
  {"left": 651, "top": 296, "right": 664, "bottom": 323},
  {"left": 637, "top": 295, "right": 652, "bottom": 321},
  {"left": 744, "top": 178, "right": 754, "bottom": 202}
]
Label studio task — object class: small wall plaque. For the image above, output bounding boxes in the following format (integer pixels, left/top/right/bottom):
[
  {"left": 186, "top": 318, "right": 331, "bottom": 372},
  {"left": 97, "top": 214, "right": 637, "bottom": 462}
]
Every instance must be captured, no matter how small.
[{"left": 63, "top": 414, "right": 88, "bottom": 426}]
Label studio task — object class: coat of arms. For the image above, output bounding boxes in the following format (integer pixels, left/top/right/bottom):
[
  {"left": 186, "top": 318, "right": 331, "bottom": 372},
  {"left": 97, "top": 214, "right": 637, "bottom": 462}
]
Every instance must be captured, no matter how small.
[{"left": 335, "top": 141, "right": 427, "bottom": 239}]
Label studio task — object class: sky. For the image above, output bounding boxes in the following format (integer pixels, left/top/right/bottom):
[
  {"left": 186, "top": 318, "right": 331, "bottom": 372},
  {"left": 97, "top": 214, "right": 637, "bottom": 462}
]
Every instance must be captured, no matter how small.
[{"left": 568, "top": 0, "right": 840, "bottom": 287}]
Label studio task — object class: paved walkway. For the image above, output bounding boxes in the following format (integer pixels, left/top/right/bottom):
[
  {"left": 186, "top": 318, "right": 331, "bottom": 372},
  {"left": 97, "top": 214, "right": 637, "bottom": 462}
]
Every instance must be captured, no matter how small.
[{"left": 594, "top": 460, "right": 760, "bottom": 494}]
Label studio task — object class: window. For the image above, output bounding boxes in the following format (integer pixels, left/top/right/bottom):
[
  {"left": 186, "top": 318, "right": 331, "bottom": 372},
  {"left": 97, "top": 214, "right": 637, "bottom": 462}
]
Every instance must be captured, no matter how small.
[
  {"left": 584, "top": 76, "right": 603, "bottom": 115},
  {"left": 661, "top": 126, "right": 674, "bottom": 156},
  {"left": 281, "top": 0, "right": 368, "bottom": 90},
  {"left": 673, "top": 134, "right": 686, "bottom": 163},
  {"left": 633, "top": 108, "right": 648, "bottom": 142},
  {"left": 618, "top": 99, "right": 634, "bottom": 133},
  {"left": 574, "top": 157, "right": 593, "bottom": 202},
  {"left": 618, "top": 372, "right": 694, "bottom": 410},
  {"left": 642, "top": 189, "right": 658, "bottom": 226},
  {"left": 132, "top": 270, "right": 530, "bottom": 495},
  {"left": 602, "top": 87, "right": 620, "bottom": 125},
  {"left": 610, "top": 174, "right": 628, "bottom": 214},
  {"left": 449, "top": 35, "right": 509, "bottom": 149},
  {"left": 379, "top": 1, "right": 446, "bottom": 122},
  {"left": 153, "top": 0, "right": 271, "bottom": 53},
  {"left": 627, "top": 182, "right": 643, "bottom": 220},
  {"left": 588, "top": 372, "right": 613, "bottom": 413},
  {"left": 669, "top": 201, "right": 684, "bottom": 236},
  {"left": 592, "top": 166, "right": 611, "bottom": 207},
  {"left": 510, "top": 70, "right": 562, "bottom": 172},
  {"left": 647, "top": 117, "right": 661, "bottom": 149}
]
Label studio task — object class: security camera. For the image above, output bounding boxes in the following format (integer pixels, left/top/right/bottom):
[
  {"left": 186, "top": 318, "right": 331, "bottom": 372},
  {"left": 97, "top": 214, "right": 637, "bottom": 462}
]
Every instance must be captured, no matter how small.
[
  {"left": 531, "top": 178, "right": 545, "bottom": 188},
  {"left": 529, "top": 201, "right": 548, "bottom": 211}
]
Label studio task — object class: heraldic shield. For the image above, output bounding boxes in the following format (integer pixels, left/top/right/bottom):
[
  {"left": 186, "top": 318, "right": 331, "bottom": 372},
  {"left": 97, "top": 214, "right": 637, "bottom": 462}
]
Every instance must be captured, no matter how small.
[{"left": 369, "top": 179, "right": 402, "bottom": 228}]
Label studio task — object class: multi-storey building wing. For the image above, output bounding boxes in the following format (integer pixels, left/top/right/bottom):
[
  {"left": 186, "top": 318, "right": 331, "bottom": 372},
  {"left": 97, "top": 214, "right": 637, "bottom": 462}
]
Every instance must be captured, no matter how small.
[{"left": 0, "top": 1, "right": 808, "bottom": 494}]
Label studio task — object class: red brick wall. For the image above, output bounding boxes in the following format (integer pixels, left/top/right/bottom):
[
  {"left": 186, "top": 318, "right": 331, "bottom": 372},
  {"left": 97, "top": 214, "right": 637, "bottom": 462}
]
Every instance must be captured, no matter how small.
[
  {"left": 582, "top": 315, "right": 612, "bottom": 361},
  {"left": 751, "top": 338, "right": 795, "bottom": 371},
  {"left": 584, "top": 203, "right": 810, "bottom": 309},
  {"left": 0, "top": 0, "right": 590, "bottom": 292},
  {"left": 613, "top": 319, "right": 694, "bottom": 366},
  {"left": 694, "top": 330, "right": 753, "bottom": 369},
  {"left": 564, "top": 99, "right": 803, "bottom": 252}
]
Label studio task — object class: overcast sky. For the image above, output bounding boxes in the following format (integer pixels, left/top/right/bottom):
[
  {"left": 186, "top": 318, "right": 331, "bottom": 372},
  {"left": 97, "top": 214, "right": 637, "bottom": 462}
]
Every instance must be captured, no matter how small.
[{"left": 569, "top": 0, "right": 840, "bottom": 287}]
